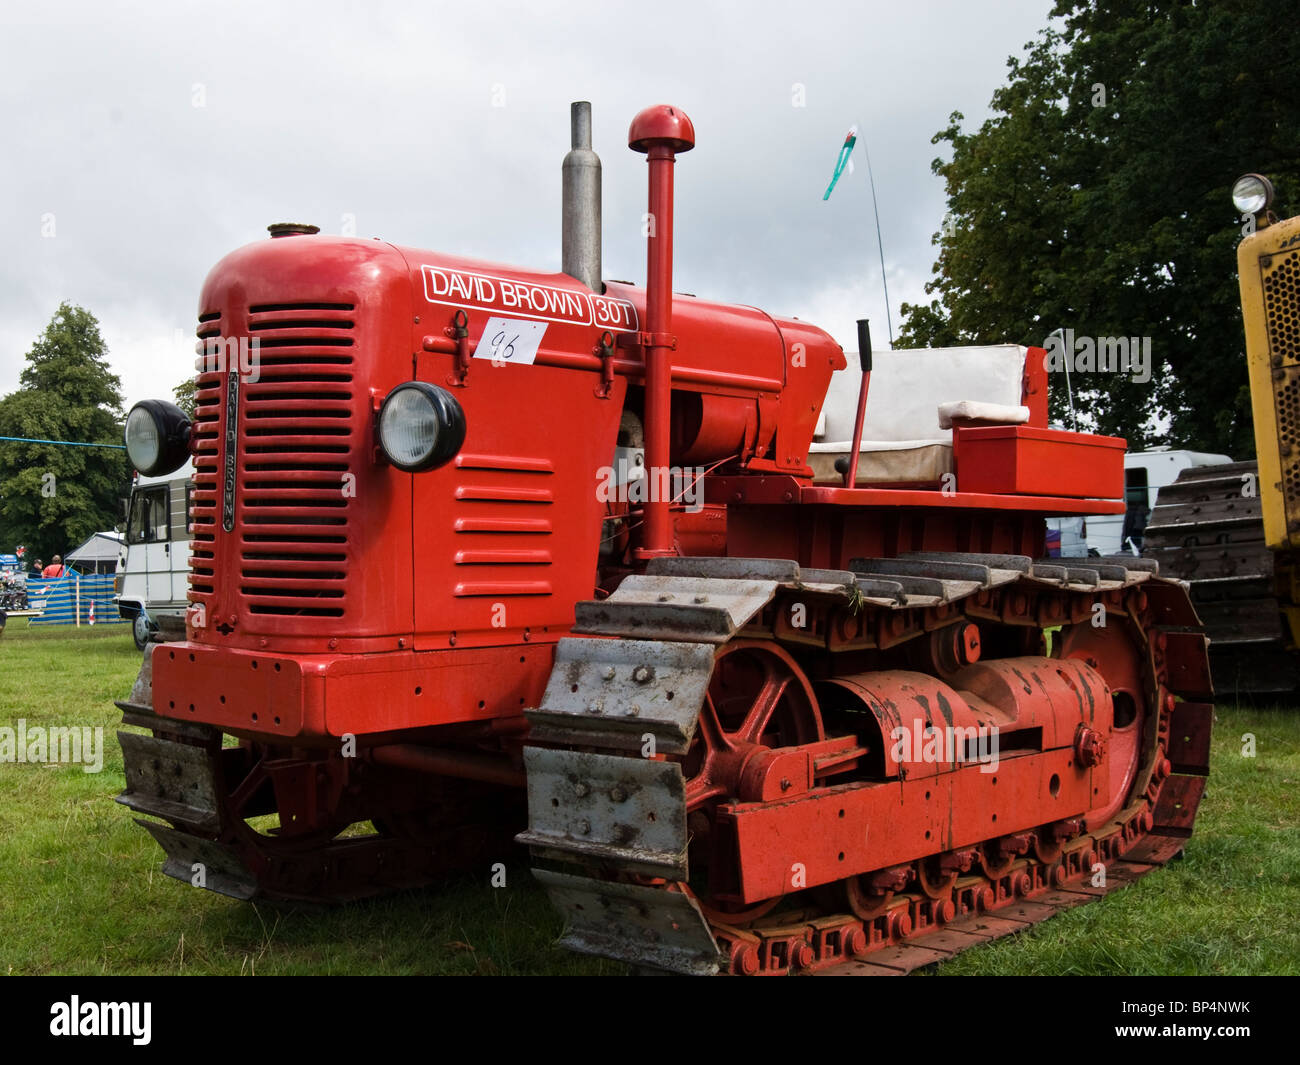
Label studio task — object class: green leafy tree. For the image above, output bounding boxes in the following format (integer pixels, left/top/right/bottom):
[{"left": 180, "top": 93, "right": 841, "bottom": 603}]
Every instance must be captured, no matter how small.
[
  {"left": 172, "top": 376, "right": 197, "bottom": 418},
  {"left": 899, "top": 0, "right": 1300, "bottom": 456},
  {"left": 0, "top": 303, "right": 131, "bottom": 560}
]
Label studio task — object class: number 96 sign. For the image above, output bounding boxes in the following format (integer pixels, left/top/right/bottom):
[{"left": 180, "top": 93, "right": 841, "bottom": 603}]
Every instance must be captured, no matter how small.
[{"left": 472, "top": 317, "right": 548, "bottom": 366}]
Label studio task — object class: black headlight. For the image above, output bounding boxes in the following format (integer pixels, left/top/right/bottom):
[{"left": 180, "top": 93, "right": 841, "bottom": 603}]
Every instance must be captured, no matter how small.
[
  {"left": 124, "top": 400, "right": 191, "bottom": 476},
  {"left": 378, "top": 382, "right": 466, "bottom": 472}
]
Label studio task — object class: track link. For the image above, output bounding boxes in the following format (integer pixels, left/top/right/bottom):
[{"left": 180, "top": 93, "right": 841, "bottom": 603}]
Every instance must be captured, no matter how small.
[
  {"left": 520, "top": 553, "right": 1213, "bottom": 975},
  {"left": 1143, "top": 459, "right": 1299, "bottom": 695}
]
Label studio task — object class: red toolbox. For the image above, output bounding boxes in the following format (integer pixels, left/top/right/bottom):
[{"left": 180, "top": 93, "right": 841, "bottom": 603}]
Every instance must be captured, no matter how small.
[{"left": 953, "top": 425, "right": 1126, "bottom": 498}]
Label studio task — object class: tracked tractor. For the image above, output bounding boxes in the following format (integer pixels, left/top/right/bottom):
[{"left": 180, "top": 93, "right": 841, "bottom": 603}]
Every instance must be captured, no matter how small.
[{"left": 113, "top": 102, "right": 1212, "bottom": 975}]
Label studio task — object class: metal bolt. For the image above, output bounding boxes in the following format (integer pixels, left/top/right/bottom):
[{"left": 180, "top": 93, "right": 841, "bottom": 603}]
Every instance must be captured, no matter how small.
[
  {"left": 632, "top": 665, "right": 652, "bottom": 684},
  {"left": 780, "top": 778, "right": 791, "bottom": 792},
  {"left": 574, "top": 781, "right": 590, "bottom": 797},
  {"left": 657, "top": 593, "right": 671, "bottom": 602},
  {"left": 603, "top": 666, "right": 616, "bottom": 680},
  {"left": 610, "top": 786, "right": 627, "bottom": 802},
  {"left": 693, "top": 594, "right": 708, "bottom": 603},
  {"left": 577, "top": 819, "right": 590, "bottom": 835}
]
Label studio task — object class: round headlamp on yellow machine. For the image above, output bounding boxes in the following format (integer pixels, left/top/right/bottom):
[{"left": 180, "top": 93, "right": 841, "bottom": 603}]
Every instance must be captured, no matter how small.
[{"left": 1232, "top": 173, "right": 1274, "bottom": 217}]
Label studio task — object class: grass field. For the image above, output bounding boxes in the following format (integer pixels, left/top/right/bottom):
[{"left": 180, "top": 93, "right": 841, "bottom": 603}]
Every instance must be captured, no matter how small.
[{"left": 1, "top": 619, "right": 1297, "bottom": 976}]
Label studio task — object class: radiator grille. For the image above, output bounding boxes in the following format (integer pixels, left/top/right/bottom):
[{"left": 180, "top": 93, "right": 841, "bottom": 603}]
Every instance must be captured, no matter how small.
[
  {"left": 188, "top": 312, "right": 222, "bottom": 597},
  {"left": 1263, "top": 252, "right": 1300, "bottom": 517},
  {"left": 188, "top": 303, "right": 357, "bottom": 621},
  {"left": 1264, "top": 250, "right": 1300, "bottom": 364}
]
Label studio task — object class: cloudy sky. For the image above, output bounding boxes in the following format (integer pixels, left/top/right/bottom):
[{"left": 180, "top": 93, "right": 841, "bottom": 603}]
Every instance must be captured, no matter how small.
[{"left": 0, "top": 0, "right": 1056, "bottom": 412}]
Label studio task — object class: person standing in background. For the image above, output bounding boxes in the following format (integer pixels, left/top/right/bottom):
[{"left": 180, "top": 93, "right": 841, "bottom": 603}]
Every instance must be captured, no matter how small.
[{"left": 42, "top": 555, "right": 66, "bottom": 578}]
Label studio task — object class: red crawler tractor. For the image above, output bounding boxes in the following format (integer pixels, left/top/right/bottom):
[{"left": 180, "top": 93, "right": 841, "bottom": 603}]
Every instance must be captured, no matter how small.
[{"left": 116, "top": 102, "right": 1213, "bottom": 975}]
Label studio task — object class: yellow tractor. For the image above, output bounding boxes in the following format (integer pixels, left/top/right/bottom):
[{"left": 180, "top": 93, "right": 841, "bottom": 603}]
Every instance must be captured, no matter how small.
[{"left": 1144, "top": 175, "right": 1300, "bottom": 697}]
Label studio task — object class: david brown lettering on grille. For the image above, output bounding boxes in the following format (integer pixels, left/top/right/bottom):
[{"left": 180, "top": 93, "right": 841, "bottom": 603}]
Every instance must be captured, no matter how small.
[{"left": 49, "top": 997, "right": 151, "bottom": 1045}]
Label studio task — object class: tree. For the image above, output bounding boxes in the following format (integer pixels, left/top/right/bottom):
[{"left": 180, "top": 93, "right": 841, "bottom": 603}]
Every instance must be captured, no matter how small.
[
  {"left": 0, "top": 304, "right": 132, "bottom": 561},
  {"left": 898, "top": 0, "right": 1300, "bottom": 456},
  {"left": 172, "top": 377, "right": 197, "bottom": 418}
]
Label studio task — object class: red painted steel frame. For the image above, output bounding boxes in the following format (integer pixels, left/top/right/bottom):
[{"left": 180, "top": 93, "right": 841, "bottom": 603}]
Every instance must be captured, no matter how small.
[
  {"left": 724, "top": 748, "right": 1092, "bottom": 903},
  {"left": 151, "top": 640, "right": 553, "bottom": 740}
]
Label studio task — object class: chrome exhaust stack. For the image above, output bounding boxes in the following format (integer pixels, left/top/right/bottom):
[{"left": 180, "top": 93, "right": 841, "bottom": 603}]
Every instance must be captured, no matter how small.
[{"left": 562, "top": 101, "right": 602, "bottom": 293}]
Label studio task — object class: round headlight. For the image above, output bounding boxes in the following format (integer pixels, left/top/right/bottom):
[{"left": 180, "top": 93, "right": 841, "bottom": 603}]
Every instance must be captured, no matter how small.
[
  {"left": 1232, "top": 173, "right": 1274, "bottom": 216},
  {"left": 124, "top": 400, "right": 191, "bottom": 476},
  {"left": 378, "top": 382, "right": 466, "bottom": 472}
]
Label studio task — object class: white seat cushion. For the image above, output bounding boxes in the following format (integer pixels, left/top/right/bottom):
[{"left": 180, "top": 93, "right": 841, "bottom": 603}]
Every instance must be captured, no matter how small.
[
  {"left": 812, "top": 344, "right": 1028, "bottom": 483},
  {"left": 937, "top": 400, "right": 1030, "bottom": 429}
]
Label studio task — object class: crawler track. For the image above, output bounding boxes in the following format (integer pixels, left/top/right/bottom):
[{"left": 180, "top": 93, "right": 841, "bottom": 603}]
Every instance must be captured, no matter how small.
[
  {"left": 519, "top": 553, "right": 1213, "bottom": 976},
  {"left": 1143, "top": 460, "right": 1299, "bottom": 696}
]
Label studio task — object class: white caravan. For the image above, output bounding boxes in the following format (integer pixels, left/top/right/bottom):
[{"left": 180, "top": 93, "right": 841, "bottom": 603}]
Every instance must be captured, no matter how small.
[{"left": 115, "top": 459, "right": 194, "bottom": 649}]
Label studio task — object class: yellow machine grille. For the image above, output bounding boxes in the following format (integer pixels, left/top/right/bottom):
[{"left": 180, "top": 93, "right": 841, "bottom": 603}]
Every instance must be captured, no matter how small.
[{"left": 1262, "top": 250, "right": 1300, "bottom": 532}]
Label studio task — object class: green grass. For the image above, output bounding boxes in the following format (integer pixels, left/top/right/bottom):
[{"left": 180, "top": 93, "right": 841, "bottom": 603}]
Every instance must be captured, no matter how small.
[
  {"left": 0, "top": 621, "right": 610, "bottom": 975},
  {"left": 0, "top": 620, "right": 1296, "bottom": 975}
]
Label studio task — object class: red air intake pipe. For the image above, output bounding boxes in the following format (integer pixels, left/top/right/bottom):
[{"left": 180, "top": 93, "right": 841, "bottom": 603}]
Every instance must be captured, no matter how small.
[{"left": 628, "top": 105, "right": 694, "bottom": 559}]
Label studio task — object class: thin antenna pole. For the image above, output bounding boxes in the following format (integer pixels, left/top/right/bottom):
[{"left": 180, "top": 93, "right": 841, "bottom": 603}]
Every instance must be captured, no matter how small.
[
  {"left": 1048, "top": 328, "right": 1078, "bottom": 432},
  {"left": 861, "top": 134, "right": 894, "bottom": 347}
]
